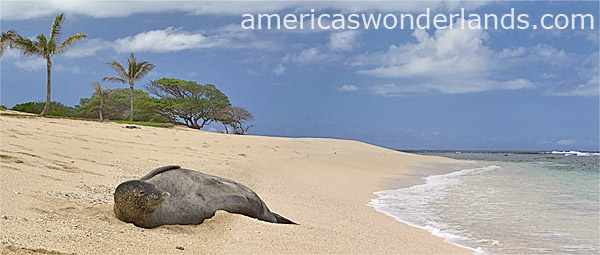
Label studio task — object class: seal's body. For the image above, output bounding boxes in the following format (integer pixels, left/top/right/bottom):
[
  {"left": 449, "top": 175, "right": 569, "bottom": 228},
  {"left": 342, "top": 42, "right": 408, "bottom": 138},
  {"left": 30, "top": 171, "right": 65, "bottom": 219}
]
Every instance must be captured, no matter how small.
[{"left": 114, "top": 166, "right": 295, "bottom": 228}]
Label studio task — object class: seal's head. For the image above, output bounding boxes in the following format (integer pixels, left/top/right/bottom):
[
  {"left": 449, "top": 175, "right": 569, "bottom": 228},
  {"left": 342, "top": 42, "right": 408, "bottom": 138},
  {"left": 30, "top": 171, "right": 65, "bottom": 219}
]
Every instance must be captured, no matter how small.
[{"left": 114, "top": 180, "right": 170, "bottom": 224}]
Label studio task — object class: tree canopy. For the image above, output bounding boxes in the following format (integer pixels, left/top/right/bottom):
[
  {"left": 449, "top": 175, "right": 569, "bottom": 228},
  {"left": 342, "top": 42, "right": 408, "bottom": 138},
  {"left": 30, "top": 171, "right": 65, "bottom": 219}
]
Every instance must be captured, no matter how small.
[
  {"left": 75, "top": 88, "right": 168, "bottom": 122},
  {"left": 147, "top": 78, "right": 231, "bottom": 129},
  {"left": 214, "top": 106, "right": 254, "bottom": 135}
]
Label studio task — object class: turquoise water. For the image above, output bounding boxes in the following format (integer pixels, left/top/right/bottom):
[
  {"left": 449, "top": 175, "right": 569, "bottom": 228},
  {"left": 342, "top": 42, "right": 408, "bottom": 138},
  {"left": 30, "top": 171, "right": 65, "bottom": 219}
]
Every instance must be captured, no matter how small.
[{"left": 369, "top": 151, "right": 599, "bottom": 254}]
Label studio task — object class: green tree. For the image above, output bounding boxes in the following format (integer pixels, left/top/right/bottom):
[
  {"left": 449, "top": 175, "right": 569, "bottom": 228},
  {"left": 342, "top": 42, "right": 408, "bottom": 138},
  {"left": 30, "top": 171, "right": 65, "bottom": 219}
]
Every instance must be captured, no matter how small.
[
  {"left": 103, "top": 53, "right": 155, "bottom": 121},
  {"left": 0, "top": 13, "right": 87, "bottom": 116},
  {"left": 214, "top": 106, "right": 254, "bottom": 135},
  {"left": 147, "top": 78, "right": 230, "bottom": 129},
  {"left": 89, "top": 81, "right": 111, "bottom": 120},
  {"left": 0, "top": 30, "right": 18, "bottom": 56},
  {"left": 75, "top": 88, "right": 168, "bottom": 122},
  {"left": 12, "top": 101, "right": 74, "bottom": 117}
]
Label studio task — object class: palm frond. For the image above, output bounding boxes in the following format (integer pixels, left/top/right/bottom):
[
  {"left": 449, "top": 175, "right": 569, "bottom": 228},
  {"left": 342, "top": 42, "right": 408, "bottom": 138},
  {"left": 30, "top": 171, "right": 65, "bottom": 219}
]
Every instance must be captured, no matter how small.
[
  {"left": 102, "top": 76, "right": 127, "bottom": 84},
  {"left": 0, "top": 30, "right": 19, "bottom": 56},
  {"left": 101, "top": 89, "right": 112, "bottom": 100},
  {"left": 106, "top": 61, "right": 129, "bottom": 80},
  {"left": 54, "top": 33, "right": 87, "bottom": 55},
  {"left": 89, "top": 81, "right": 110, "bottom": 100},
  {"left": 128, "top": 53, "right": 136, "bottom": 78},
  {"left": 11, "top": 36, "right": 44, "bottom": 57},
  {"left": 49, "top": 13, "right": 65, "bottom": 46},
  {"left": 133, "top": 62, "right": 155, "bottom": 81},
  {"left": 89, "top": 81, "right": 102, "bottom": 94}
]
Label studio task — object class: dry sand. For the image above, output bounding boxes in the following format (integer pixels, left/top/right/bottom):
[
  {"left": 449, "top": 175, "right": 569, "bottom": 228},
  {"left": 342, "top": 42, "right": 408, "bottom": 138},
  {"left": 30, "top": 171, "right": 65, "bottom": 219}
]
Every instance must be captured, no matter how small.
[{"left": 0, "top": 111, "right": 473, "bottom": 254}]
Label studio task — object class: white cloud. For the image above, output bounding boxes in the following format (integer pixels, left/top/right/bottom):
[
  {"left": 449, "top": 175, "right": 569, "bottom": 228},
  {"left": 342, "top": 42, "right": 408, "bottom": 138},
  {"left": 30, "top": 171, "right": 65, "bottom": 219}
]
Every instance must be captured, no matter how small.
[
  {"left": 549, "top": 74, "right": 599, "bottom": 97},
  {"left": 282, "top": 47, "right": 339, "bottom": 64},
  {"left": 337, "top": 84, "right": 359, "bottom": 92},
  {"left": 355, "top": 20, "right": 535, "bottom": 95},
  {"left": 286, "top": 47, "right": 322, "bottom": 63},
  {"left": 368, "top": 78, "right": 535, "bottom": 96},
  {"left": 557, "top": 139, "right": 577, "bottom": 146},
  {"left": 1, "top": 49, "right": 22, "bottom": 59},
  {"left": 63, "top": 39, "right": 111, "bottom": 58},
  {"left": 210, "top": 24, "right": 277, "bottom": 50},
  {"left": 358, "top": 25, "right": 494, "bottom": 78},
  {"left": 55, "top": 64, "right": 81, "bottom": 74},
  {"left": 14, "top": 58, "right": 46, "bottom": 72},
  {"left": 113, "top": 27, "right": 222, "bottom": 53},
  {"left": 328, "top": 30, "right": 359, "bottom": 52},
  {"left": 500, "top": 47, "right": 526, "bottom": 58},
  {"left": 501, "top": 79, "right": 535, "bottom": 90},
  {"left": 55, "top": 24, "right": 272, "bottom": 57},
  {"left": 370, "top": 83, "right": 426, "bottom": 96},
  {"left": 540, "top": 72, "right": 556, "bottom": 79},
  {"left": 541, "top": 52, "right": 599, "bottom": 97},
  {"left": 1, "top": 1, "right": 490, "bottom": 20},
  {"left": 277, "top": 47, "right": 340, "bottom": 76},
  {"left": 274, "top": 63, "right": 286, "bottom": 75}
]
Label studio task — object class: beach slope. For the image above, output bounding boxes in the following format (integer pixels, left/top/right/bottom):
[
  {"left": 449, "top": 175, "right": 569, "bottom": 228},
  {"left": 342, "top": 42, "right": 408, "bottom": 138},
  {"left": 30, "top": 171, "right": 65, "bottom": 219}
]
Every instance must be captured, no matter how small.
[{"left": 0, "top": 111, "right": 471, "bottom": 254}]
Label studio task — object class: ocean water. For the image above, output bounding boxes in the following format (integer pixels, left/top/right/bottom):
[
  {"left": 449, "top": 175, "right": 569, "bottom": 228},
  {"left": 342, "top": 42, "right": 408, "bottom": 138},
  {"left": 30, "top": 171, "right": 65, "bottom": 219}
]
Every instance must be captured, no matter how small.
[{"left": 369, "top": 151, "right": 600, "bottom": 254}]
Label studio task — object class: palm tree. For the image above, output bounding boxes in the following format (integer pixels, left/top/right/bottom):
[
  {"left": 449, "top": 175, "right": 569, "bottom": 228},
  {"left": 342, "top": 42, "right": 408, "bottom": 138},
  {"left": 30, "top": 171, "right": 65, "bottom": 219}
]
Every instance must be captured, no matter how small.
[
  {"left": 0, "top": 30, "right": 18, "bottom": 56},
  {"left": 89, "top": 81, "right": 110, "bottom": 120},
  {"left": 1, "top": 13, "right": 87, "bottom": 116},
  {"left": 103, "top": 53, "right": 155, "bottom": 121}
]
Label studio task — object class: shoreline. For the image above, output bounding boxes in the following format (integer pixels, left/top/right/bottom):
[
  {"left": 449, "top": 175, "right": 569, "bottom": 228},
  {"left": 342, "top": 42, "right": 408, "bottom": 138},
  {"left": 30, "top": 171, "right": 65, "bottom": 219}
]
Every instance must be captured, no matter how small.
[
  {"left": 1, "top": 111, "right": 472, "bottom": 254},
  {"left": 369, "top": 161, "right": 493, "bottom": 254}
]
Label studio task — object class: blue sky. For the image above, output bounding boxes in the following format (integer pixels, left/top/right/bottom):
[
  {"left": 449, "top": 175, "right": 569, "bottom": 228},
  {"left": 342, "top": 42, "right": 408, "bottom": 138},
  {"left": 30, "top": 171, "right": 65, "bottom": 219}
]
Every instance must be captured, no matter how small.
[{"left": 1, "top": 1, "right": 598, "bottom": 151}]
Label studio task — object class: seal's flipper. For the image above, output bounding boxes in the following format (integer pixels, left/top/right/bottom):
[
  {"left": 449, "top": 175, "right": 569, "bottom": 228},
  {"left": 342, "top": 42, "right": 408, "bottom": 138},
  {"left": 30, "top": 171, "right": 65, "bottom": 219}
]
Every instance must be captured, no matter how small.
[
  {"left": 139, "top": 165, "right": 181, "bottom": 180},
  {"left": 273, "top": 212, "right": 297, "bottom": 224}
]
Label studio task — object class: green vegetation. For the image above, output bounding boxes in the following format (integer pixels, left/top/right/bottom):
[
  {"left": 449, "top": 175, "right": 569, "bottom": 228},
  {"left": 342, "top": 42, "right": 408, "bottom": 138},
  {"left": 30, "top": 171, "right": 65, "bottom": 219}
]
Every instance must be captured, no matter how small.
[
  {"left": 0, "top": 105, "right": 7, "bottom": 110},
  {"left": 75, "top": 88, "right": 169, "bottom": 122},
  {"left": 147, "top": 78, "right": 230, "bottom": 129},
  {"left": 0, "top": 13, "right": 86, "bottom": 116},
  {"left": 1, "top": 14, "right": 254, "bottom": 134},
  {"left": 213, "top": 106, "right": 254, "bottom": 135},
  {"left": 103, "top": 53, "right": 155, "bottom": 121},
  {"left": 12, "top": 101, "right": 75, "bottom": 117},
  {"left": 89, "top": 81, "right": 110, "bottom": 120}
]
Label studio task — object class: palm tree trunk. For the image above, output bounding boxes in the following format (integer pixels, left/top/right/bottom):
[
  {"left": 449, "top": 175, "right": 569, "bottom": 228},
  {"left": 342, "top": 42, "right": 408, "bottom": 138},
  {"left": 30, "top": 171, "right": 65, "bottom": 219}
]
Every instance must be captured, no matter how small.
[
  {"left": 99, "top": 98, "right": 104, "bottom": 120},
  {"left": 129, "top": 82, "right": 134, "bottom": 121},
  {"left": 40, "top": 57, "right": 52, "bottom": 116}
]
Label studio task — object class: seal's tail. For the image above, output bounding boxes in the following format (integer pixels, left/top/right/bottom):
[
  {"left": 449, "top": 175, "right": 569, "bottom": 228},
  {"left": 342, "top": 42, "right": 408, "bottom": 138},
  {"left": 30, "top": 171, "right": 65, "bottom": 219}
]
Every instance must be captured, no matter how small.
[
  {"left": 273, "top": 213, "right": 297, "bottom": 224},
  {"left": 139, "top": 165, "right": 181, "bottom": 180}
]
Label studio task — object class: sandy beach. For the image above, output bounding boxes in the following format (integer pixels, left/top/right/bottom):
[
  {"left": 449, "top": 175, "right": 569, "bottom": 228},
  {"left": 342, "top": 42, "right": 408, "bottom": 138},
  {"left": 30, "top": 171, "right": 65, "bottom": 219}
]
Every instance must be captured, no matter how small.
[{"left": 0, "top": 111, "right": 472, "bottom": 254}]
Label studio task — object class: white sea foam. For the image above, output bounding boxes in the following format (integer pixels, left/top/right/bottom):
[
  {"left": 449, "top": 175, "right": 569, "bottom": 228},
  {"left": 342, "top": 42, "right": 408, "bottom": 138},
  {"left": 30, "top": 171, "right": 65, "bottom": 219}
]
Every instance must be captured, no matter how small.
[
  {"left": 550, "top": 150, "right": 600, "bottom": 156},
  {"left": 369, "top": 157, "right": 599, "bottom": 255},
  {"left": 369, "top": 165, "right": 500, "bottom": 253}
]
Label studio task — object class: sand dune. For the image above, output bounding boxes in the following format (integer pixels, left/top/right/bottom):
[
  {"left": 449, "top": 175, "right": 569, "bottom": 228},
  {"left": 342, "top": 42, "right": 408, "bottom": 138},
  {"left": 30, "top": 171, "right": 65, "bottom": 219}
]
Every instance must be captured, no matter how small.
[{"left": 0, "top": 111, "right": 471, "bottom": 254}]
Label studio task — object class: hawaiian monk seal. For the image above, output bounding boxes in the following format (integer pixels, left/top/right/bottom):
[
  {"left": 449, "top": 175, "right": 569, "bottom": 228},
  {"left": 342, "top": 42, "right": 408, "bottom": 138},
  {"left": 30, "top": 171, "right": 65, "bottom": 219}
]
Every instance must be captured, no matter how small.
[{"left": 114, "top": 165, "right": 296, "bottom": 228}]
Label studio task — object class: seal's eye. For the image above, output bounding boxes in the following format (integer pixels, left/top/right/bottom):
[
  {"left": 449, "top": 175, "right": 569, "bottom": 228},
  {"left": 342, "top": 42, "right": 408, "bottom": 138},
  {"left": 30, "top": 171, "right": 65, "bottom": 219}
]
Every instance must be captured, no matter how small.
[{"left": 139, "top": 191, "right": 145, "bottom": 195}]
